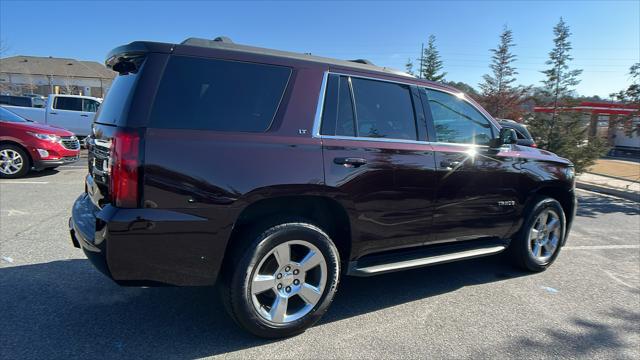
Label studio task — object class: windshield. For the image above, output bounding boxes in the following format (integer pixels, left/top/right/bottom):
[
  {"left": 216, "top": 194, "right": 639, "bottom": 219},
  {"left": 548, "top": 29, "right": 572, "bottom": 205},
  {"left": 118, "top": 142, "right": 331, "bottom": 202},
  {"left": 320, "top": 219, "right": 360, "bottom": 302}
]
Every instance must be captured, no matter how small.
[{"left": 0, "top": 107, "right": 29, "bottom": 123}]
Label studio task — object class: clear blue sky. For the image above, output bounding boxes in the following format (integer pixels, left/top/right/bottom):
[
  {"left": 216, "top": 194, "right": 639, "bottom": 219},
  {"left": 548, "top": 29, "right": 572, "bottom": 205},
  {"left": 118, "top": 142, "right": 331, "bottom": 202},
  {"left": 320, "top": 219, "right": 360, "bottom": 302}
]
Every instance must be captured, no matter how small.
[{"left": 1, "top": 0, "right": 638, "bottom": 97}]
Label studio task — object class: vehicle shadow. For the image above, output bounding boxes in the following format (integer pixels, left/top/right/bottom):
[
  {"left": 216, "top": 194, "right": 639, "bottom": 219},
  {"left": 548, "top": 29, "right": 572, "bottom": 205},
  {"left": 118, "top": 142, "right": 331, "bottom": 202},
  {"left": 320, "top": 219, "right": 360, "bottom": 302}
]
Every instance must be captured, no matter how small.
[
  {"left": 577, "top": 192, "right": 640, "bottom": 218},
  {"left": 0, "top": 255, "right": 525, "bottom": 359}
]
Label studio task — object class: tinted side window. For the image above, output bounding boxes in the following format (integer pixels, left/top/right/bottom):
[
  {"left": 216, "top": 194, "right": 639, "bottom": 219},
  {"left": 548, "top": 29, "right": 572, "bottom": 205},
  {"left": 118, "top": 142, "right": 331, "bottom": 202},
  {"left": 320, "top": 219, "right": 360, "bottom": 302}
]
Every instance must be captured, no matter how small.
[
  {"left": 0, "top": 96, "right": 31, "bottom": 107},
  {"left": 320, "top": 75, "right": 355, "bottom": 137},
  {"left": 426, "top": 89, "right": 493, "bottom": 145},
  {"left": 351, "top": 78, "right": 416, "bottom": 140},
  {"left": 83, "top": 99, "right": 100, "bottom": 112},
  {"left": 149, "top": 56, "right": 291, "bottom": 132},
  {"left": 54, "top": 97, "right": 83, "bottom": 111}
]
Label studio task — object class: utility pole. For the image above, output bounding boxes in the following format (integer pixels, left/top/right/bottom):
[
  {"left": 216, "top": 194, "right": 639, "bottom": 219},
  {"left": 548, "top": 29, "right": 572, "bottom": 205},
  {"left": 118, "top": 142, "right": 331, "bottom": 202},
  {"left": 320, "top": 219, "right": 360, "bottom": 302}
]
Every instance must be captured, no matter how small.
[{"left": 418, "top": 42, "right": 424, "bottom": 79}]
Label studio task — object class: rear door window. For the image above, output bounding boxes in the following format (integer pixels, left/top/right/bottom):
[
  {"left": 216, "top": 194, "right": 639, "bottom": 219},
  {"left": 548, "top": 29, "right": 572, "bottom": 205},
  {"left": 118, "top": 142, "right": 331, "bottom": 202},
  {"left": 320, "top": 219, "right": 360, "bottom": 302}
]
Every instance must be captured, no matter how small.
[
  {"left": 54, "top": 97, "right": 83, "bottom": 111},
  {"left": 83, "top": 99, "right": 100, "bottom": 112},
  {"left": 149, "top": 56, "right": 291, "bottom": 132},
  {"left": 350, "top": 78, "right": 417, "bottom": 140}
]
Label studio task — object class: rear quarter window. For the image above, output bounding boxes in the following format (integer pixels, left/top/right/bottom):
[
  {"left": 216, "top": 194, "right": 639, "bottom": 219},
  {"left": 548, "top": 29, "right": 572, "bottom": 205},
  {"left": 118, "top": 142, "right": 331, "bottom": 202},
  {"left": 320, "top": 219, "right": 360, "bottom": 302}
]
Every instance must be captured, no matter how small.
[{"left": 148, "top": 56, "right": 291, "bottom": 132}]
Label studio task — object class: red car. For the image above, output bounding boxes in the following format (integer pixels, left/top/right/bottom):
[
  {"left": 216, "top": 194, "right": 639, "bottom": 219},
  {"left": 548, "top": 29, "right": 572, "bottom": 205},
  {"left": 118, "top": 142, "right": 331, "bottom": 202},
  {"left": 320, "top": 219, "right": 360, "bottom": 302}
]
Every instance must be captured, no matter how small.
[{"left": 0, "top": 106, "right": 80, "bottom": 178}]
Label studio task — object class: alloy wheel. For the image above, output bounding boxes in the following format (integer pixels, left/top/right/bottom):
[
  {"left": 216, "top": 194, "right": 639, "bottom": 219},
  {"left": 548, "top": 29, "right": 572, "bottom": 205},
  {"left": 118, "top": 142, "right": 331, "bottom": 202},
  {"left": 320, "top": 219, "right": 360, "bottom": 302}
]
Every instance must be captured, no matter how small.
[
  {"left": 250, "top": 240, "right": 327, "bottom": 324},
  {"left": 0, "top": 149, "right": 24, "bottom": 175},
  {"left": 528, "top": 208, "right": 561, "bottom": 264}
]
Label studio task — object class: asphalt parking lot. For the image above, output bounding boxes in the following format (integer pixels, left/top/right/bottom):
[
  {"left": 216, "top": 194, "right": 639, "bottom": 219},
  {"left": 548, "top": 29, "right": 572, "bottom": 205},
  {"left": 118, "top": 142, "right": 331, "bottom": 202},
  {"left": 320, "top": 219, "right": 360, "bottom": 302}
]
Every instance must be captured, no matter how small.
[{"left": 1, "top": 158, "right": 639, "bottom": 359}]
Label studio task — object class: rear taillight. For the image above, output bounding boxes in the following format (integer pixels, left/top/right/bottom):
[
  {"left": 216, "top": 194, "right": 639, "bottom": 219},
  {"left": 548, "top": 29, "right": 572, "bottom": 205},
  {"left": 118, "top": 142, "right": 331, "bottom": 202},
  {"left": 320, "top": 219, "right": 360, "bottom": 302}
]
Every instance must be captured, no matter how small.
[
  {"left": 531, "top": 143, "right": 538, "bottom": 148},
  {"left": 110, "top": 130, "right": 140, "bottom": 208}
]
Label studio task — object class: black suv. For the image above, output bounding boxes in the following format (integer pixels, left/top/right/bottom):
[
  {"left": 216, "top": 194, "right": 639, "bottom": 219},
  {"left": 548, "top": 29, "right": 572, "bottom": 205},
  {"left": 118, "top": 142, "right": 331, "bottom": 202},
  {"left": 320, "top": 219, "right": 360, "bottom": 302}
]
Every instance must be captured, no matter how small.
[{"left": 70, "top": 37, "right": 577, "bottom": 338}]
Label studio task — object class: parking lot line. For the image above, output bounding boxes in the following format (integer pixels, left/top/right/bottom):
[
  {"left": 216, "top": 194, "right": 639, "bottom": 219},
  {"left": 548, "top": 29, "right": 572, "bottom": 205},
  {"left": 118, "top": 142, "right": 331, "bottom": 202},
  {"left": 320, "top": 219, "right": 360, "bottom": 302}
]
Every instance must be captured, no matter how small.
[
  {"left": 0, "top": 181, "right": 49, "bottom": 184},
  {"left": 563, "top": 244, "right": 640, "bottom": 250}
]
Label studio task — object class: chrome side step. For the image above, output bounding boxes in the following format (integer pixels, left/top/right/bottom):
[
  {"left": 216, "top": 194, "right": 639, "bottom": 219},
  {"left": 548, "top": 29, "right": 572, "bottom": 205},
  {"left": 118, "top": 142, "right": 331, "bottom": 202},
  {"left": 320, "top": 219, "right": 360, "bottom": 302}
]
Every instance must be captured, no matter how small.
[{"left": 348, "top": 240, "right": 508, "bottom": 277}]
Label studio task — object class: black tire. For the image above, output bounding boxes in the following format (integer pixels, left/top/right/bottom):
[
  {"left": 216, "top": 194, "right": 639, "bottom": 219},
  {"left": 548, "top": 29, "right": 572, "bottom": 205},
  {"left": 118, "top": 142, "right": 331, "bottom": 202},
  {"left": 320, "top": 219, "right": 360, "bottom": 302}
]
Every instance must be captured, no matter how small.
[
  {"left": 509, "top": 196, "right": 566, "bottom": 272},
  {"left": 221, "top": 221, "right": 340, "bottom": 338},
  {"left": 0, "top": 144, "right": 30, "bottom": 179}
]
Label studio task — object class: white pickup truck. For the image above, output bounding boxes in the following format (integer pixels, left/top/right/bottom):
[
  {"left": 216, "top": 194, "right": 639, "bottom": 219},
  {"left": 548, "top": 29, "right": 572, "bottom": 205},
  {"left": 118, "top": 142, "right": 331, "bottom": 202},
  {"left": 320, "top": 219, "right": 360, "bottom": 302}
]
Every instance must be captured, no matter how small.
[{"left": 3, "top": 94, "right": 101, "bottom": 137}]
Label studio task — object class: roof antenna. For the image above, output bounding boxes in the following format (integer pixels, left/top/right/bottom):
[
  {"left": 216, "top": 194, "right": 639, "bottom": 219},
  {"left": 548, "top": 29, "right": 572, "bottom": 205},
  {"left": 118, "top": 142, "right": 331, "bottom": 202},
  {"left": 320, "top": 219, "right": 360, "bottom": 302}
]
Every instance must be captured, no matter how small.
[
  {"left": 349, "top": 59, "right": 375, "bottom": 66},
  {"left": 213, "top": 36, "right": 233, "bottom": 44}
]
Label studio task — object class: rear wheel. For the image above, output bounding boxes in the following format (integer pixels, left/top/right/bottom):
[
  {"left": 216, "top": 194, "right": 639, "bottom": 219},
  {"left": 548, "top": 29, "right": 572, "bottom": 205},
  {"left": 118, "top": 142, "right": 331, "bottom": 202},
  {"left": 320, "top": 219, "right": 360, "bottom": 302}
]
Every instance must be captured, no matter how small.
[
  {"left": 221, "top": 221, "right": 340, "bottom": 338},
  {"left": 0, "top": 144, "right": 30, "bottom": 179},
  {"left": 509, "top": 197, "right": 565, "bottom": 272}
]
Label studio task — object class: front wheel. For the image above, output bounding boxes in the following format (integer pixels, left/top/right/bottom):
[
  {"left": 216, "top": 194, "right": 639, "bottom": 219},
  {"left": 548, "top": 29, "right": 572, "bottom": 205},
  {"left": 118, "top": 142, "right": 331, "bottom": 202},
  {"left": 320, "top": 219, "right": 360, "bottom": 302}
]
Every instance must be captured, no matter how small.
[
  {"left": 0, "top": 144, "right": 30, "bottom": 179},
  {"left": 509, "top": 197, "right": 566, "bottom": 272},
  {"left": 221, "top": 222, "right": 340, "bottom": 338}
]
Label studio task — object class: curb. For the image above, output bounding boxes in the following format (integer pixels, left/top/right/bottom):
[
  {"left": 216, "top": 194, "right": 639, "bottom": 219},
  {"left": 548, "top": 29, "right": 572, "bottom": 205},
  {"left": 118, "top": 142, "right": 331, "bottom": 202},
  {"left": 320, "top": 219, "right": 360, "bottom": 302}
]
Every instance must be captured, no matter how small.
[
  {"left": 587, "top": 172, "right": 640, "bottom": 184},
  {"left": 576, "top": 181, "right": 640, "bottom": 202}
]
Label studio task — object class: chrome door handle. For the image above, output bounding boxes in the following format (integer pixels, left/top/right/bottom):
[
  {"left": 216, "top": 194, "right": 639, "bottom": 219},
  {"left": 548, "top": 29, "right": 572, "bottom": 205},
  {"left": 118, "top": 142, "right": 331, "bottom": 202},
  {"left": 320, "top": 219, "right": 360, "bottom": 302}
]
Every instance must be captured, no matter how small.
[
  {"left": 440, "top": 160, "right": 461, "bottom": 169},
  {"left": 334, "top": 157, "right": 367, "bottom": 168}
]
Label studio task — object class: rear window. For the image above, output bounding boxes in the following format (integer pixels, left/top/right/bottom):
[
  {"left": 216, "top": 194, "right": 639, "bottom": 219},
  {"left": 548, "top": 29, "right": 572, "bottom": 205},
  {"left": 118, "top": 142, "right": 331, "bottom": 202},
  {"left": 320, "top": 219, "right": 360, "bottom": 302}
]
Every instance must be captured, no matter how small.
[
  {"left": 94, "top": 65, "right": 141, "bottom": 125},
  {"left": 149, "top": 56, "right": 291, "bottom": 132}
]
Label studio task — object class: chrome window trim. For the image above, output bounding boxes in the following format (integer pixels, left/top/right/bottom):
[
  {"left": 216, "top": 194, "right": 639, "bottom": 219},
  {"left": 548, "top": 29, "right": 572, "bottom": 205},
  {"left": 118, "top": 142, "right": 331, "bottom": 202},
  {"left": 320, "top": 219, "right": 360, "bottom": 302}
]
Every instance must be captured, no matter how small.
[
  {"left": 311, "top": 70, "right": 496, "bottom": 147},
  {"left": 321, "top": 134, "right": 488, "bottom": 148},
  {"left": 311, "top": 71, "right": 329, "bottom": 138}
]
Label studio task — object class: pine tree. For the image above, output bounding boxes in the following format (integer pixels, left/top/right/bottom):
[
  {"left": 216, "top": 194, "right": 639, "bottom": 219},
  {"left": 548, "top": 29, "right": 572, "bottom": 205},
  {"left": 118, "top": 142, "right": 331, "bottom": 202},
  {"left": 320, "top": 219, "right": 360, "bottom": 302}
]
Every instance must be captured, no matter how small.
[
  {"left": 527, "top": 18, "right": 606, "bottom": 173},
  {"left": 405, "top": 58, "right": 415, "bottom": 76},
  {"left": 611, "top": 63, "right": 640, "bottom": 104},
  {"left": 540, "top": 17, "right": 583, "bottom": 121},
  {"left": 420, "top": 35, "right": 446, "bottom": 81},
  {"left": 478, "top": 26, "right": 528, "bottom": 119}
]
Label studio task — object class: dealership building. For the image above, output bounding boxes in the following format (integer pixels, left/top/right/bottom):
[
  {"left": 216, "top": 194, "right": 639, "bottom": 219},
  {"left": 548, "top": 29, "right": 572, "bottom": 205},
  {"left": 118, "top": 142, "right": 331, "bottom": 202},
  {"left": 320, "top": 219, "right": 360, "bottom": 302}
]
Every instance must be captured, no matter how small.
[{"left": 0, "top": 55, "right": 115, "bottom": 98}]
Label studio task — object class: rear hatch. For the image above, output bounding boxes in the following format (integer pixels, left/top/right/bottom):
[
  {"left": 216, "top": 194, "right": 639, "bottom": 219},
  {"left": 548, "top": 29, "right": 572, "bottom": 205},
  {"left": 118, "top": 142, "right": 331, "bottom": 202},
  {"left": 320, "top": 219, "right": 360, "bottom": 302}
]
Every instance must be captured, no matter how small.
[{"left": 87, "top": 49, "right": 165, "bottom": 208}]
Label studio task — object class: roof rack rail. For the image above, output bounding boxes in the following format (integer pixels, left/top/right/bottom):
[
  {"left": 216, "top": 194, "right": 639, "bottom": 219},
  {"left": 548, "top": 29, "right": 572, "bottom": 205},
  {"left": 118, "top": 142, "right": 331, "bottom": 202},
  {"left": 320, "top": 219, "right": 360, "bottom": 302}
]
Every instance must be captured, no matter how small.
[{"left": 349, "top": 59, "right": 375, "bottom": 65}]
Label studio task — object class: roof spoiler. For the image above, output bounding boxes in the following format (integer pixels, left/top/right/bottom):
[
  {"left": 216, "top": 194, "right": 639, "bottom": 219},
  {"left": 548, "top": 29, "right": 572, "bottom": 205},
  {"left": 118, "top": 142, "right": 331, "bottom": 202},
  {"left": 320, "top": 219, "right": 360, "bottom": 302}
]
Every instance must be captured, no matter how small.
[{"left": 105, "top": 41, "right": 173, "bottom": 74}]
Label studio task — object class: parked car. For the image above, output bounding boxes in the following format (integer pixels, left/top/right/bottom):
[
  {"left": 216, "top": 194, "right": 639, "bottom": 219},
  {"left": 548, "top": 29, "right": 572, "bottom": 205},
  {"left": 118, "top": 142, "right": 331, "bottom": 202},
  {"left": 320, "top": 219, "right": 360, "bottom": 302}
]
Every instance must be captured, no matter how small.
[
  {"left": 498, "top": 119, "right": 537, "bottom": 147},
  {"left": 0, "top": 106, "right": 80, "bottom": 178},
  {"left": 70, "top": 37, "right": 577, "bottom": 338},
  {"left": 3, "top": 94, "right": 101, "bottom": 137}
]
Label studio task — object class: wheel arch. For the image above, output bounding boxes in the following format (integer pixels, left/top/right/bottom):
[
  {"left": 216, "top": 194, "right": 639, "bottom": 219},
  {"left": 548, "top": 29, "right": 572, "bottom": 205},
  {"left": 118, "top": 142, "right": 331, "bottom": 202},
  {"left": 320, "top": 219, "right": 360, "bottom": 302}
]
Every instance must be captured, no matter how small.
[{"left": 224, "top": 194, "right": 354, "bottom": 269}]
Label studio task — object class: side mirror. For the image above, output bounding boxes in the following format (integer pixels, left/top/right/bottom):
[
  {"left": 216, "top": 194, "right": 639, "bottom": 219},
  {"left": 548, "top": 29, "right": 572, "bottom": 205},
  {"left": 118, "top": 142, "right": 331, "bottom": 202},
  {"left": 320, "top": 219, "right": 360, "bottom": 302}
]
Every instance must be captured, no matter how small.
[
  {"left": 489, "top": 128, "right": 518, "bottom": 148},
  {"left": 499, "top": 128, "right": 518, "bottom": 145}
]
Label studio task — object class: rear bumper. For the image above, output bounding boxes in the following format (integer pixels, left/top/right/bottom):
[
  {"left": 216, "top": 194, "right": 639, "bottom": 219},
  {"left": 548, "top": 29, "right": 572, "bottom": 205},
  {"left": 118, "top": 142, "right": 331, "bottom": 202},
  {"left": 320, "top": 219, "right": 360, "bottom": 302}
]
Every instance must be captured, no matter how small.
[
  {"left": 69, "top": 211, "right": 112, "bottom": 279},
  {"left": 69, "top": 192, "right": 232, "bottom": 286}
]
